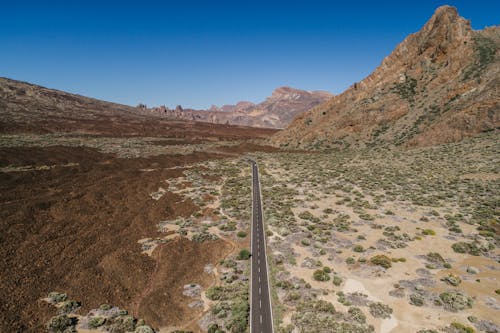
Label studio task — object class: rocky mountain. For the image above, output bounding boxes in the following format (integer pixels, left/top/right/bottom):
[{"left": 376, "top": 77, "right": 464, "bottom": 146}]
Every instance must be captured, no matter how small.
[
  {"left": 148, "top": 87, "right": 333, "bottom": 128},
  {"left": 272, "top": 6, "right": 499, "bottom": 149}
]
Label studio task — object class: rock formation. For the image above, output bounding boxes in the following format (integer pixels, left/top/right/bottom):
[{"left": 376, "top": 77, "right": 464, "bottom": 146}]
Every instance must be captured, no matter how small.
[{"left": 272, "top": 6, "right": 499, "bottom": 149}]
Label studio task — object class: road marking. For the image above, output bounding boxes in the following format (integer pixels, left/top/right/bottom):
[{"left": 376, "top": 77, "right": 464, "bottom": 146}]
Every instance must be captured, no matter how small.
[
  {"left": 260, "top": 315, "right": 263, "bottom": 324},
  {"left": 259, "top": 287, "right": 261, "bottom": 294},
  {"left": 259, "top": 300, "right": 262, "bottom": 308}
]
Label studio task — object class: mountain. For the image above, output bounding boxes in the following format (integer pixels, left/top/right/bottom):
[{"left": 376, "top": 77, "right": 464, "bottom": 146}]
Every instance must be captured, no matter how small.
[
  {"left": 272, "top": 6, "right": 499, "bottom": 149},
  {"left": 148, "top": 87, "right": 333, "bottom": 128},
  {"left": 0, "top": 77, "right": 277, "bottom": 139}
]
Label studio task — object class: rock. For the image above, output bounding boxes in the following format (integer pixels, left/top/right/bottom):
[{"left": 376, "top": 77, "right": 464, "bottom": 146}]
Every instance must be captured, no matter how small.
[
  {"left": 204, "top": 264, "right": 214, "bottom": 275},
  {"left": 188, "top": 300, "right": 204, "bottom": 309},
  {"left": 466, "top": 266, "right": 479, "bottom": 274},
  {"left": 183, "top": 284, "right": 202, "bottom": 298}
]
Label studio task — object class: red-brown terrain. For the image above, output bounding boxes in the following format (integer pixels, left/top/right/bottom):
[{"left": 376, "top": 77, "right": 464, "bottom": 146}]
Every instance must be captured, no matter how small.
[{"left": 0, "top": 78, "right": 279, "bottom": 332}]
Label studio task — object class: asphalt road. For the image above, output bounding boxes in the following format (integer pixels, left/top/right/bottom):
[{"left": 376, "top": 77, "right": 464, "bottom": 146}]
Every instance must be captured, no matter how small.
[{"left": 250, "top": 160, "right": 274, "bottom": 333}]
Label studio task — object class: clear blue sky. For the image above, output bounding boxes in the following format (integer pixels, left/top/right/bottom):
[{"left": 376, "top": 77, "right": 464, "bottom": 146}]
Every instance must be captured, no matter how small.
[{"left": 1, "top": 1, "right": 498, "bottom": 109}]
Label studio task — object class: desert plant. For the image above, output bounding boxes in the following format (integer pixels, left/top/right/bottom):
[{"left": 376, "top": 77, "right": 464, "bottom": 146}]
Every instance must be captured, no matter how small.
[
  {"left": 313, "top": 269, "right": 330, "bottom": 282},
  {"left": 237, "top": 249, "right": 251, "bottom": 260},
  {"left": 370, "top": 255, "right": 392, "bottom": 269}
]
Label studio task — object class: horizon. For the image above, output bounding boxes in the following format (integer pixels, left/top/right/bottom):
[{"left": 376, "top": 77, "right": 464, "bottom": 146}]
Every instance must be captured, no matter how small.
[{"left": 1, "top": 1, "right": 499, "bottom": 109}]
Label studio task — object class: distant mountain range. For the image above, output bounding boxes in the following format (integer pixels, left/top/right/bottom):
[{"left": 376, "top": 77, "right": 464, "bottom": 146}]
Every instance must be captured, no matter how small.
[
  {"left": 272, "top": 6, "right": 499, "bottom": 149},
  {"left": 143, "top": 86, "right": 333, "bottom": 128}
]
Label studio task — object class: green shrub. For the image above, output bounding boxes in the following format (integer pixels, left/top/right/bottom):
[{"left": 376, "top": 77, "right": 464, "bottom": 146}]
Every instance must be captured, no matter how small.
[
  {"left": 439, "top": 291, "right": 473, "bottom": 311},
  {"left": 237, "top": 249, "right": 251, "bottom": 260},
  {"left": 313, "top": 269, "right": 330, "bottom": 282},
  {"left": 422, "top": 229, "right": 436, "bottom": 236},
  {"left": 450, "top": 322, "right": 475, "bottom": 333},
  {"left": 206, "top": 286, "right": 224, "bottom": 301},
  {"left": 57, "top": 300, "right": 80, "bottom": 315},
  {"left": 369, "top": 302, "right": 393, "bottom": 318},
  {"left": 345, "top": 257, "right": 355, "bottom": 265},
  {"left": 370, "top": 255, "right": 392, "bottom": 269},
  {"left": 88, "top": 317, "right": 105, "bottom": 329},
  {"left": 333, "top": 275, "right": 343, "bottom": 286},
  {"left": 47, "top": 292, "right": 67, "bottom": 304},
  {"left": 409, "top": 293, "right": 425, "bottom": 306},
  {"left": 208, "top": 323, "right": 224, "bottom": 333},
  {"left": 347, "top": 306, "right": 366, "bottom": 324},
  {"left": 46, "top": 315, "right": 73, "bottom": 333},
  {"left": 353, "top": 245, "right": 364, "bottom": 252},
  {"left": 236, "top": 231, "right": 247, "bottom": 238}
]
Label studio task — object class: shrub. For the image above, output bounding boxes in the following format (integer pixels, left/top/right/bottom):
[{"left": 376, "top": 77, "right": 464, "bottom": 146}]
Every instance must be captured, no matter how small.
[
  {"left": 57, "top": 300, "right": 80, "bottom": 315},
  {"left": 347, "top": 306, "right": 366, "bottom": 324},
  {"left": 450, "top": 322, "right": 475, "bottom": 333},
  {"left": 237, "top": 249, "right": 251, "bottom": 260},
  {"left": 46, "top": 315, "right": 73, "bottom": 333},
  {"left": 369, "top": 302, "right": 393, "bottom": 318},
  {"left": 422, "top": 229, "right": 436, "bottom": 236},
  {"left": 442, "top": 274, "right": 461, "bottom": 286},
  {"left": 88, "top": 317, "right": 105, "bottom": 329},
  {"left": 370, "top": 255, "right": 392, "bottom": 269},
  {"left": 99, "top": 304, "right": 111, "bottom": 311},
  {"left": 47, "top": 292, "right": 67, "bottom": 304},
  {"left": 353, "top": 245, "right": 364, "bottom": 252},
  {"left": 333, "top": 275, "right": 343, "bottom": 286},
  {"left": 206, "top": 286, "right": 223, "bottom": 301},
  {"left": 439, "top": 291, "right": 473, "bottom": 311},
  {"left": 135, "top": 325, "right": 155, "bottom": 333},
  {"left": 322, "top": 266, "right": 331, "bottom": 273},
  {"left": 208, "top": 323, "right": 224, "bottom": 333},
  {"left": 409, "top": 293, "right": 425, "bottom": 306},
  {"left": 236, "top": 231, "right": 247, "bottom": 238},
  {"left": 345, "top": 257, "right": 355, "bottom": 265},
  {"left": 227, "top": 299, "right": 249, "bottom": 333},
  {"left": 110, "top": 315, "right": 136, "bottom": 332},
  {"left": 313, "top": 269, "right": 330, "bottom": 282}
]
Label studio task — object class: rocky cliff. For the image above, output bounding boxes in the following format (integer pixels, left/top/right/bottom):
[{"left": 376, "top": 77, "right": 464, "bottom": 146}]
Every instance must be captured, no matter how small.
[
  {"left": 272, "top": 6, "right": 499, "bottom": 149},
  {"left": 148, "top": 87, "right": 333, "bottom": 128}
]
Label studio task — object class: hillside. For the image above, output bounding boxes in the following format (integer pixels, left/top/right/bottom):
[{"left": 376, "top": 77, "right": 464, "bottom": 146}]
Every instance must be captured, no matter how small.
[
  {"left": 0, "top": 77, "right": 277, "bottom": 139},
  {"left": 272, "top": 6, "right": 499, "bottom": 149},
  {"left": 147, "top": 86, "right": 333, "bottom": 128}
]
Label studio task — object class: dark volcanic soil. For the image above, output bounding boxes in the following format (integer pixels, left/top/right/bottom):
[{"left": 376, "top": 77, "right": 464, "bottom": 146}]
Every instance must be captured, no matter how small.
[{"left": 0, "top": 143, "right": 268, "bottom": 332}]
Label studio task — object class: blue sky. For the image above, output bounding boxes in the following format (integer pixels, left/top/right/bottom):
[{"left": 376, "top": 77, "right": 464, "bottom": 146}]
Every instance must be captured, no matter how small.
[{"left": 1, "top": 1, "right": 498, "bottom": 109}]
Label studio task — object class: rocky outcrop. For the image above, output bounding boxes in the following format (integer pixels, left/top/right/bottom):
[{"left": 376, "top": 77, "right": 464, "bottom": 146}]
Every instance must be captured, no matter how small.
[
  {"left": 272, "top": 6, "right": 499, "bottom": 149},
  {"left": 148, "top": 87, "right": 333, "bottom": 128}
]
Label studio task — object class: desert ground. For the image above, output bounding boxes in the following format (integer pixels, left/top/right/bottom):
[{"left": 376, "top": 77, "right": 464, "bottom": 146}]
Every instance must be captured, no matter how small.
[
  {"left": 250, "top": 131, "right": 499, "bottom": 333},
  {"left": 0, "top": 123, "right": 279, "bottom": 333}
]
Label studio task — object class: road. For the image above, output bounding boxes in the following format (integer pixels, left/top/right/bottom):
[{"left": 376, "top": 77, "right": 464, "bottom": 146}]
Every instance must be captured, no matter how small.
[{"left": 250, "top": 160, "right": 274, "bottom": 333}]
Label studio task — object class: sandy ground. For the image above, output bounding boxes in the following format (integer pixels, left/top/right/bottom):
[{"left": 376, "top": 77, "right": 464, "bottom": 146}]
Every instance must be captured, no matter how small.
[{"left": 258, "top": 146, "right": 499, "bottom": 333}]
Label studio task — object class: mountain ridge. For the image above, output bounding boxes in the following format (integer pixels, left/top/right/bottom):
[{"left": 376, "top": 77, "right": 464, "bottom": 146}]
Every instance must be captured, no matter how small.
[
  {"left": 146, "top": 86, "right": 333, "bottom": 129},
  {"left": 272, "top": 5, "right": 499, "bottom": 149}
]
